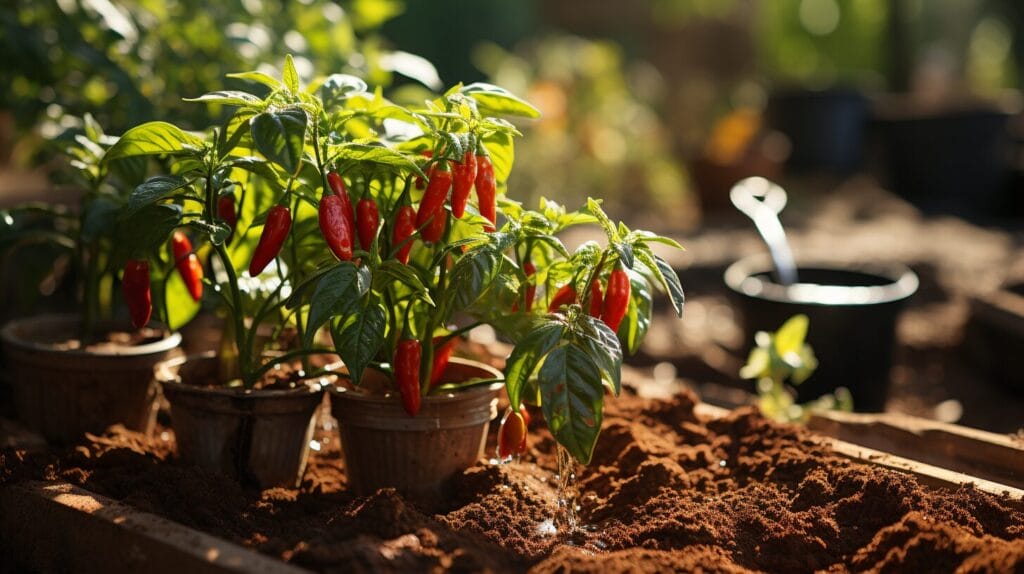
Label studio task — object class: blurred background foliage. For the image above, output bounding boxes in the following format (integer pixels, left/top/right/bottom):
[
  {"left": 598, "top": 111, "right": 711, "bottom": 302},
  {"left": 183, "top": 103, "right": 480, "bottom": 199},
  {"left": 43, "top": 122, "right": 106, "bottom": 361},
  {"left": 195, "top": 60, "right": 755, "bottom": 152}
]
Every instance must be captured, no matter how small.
[{"left": 2, "top": 0, "right": 1023, "bottom": 225}]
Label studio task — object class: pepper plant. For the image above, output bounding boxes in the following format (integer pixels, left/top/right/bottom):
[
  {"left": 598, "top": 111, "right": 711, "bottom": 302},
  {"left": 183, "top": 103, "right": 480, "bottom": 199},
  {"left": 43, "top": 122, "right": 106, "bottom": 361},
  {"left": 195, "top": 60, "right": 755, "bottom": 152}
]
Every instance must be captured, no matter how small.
[
  {"left": 0, "top": 114, "right": 201, "bottom": 339},
  {"left": 107, "top": 55, "right": 685, "bottom": 464}
]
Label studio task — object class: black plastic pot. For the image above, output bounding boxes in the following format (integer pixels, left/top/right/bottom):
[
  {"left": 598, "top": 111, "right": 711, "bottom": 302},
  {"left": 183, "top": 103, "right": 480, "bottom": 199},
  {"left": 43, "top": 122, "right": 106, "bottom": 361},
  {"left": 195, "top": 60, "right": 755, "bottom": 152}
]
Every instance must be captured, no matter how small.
[
  {"left": 767, "top": 87, "right": 867, "bottom": 174},
  {"left": 876, "top": 107, "right": 1010, "bottom": 218},
  {"left": 725, "top": 255, "right": 918, "bottom": 411},
  {"left": 964, "top": 283, "right": 1024, "bottom": 396}
]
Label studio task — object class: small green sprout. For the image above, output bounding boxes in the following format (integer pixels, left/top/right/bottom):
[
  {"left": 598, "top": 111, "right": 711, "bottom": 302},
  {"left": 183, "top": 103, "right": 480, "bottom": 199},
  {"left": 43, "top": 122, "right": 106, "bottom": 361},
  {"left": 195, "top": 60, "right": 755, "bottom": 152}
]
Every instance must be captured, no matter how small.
[{"left": 740, "top": 314, "right": 852, "bottom": 422}]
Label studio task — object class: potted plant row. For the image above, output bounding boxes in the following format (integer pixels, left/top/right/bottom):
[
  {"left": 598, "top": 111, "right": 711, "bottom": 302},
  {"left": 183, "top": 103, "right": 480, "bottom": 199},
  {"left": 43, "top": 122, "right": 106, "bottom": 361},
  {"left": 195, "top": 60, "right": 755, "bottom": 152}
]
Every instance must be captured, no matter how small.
[{"left": 6, "top": 55, "right": 686, "bottom": 494}]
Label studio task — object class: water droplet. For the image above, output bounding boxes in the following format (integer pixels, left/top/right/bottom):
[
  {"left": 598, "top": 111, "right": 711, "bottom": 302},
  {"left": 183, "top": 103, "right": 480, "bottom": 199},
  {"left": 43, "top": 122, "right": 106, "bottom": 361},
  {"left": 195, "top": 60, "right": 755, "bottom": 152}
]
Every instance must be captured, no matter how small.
[
  {"left": 718, "top": 459, "right": 727, "bottom": 467},
  {"left": 554, "top": 444, "right": 581, "bottom": 532},
  {"left": 309, "top": 440, "right": 321, "bottom": 451}
]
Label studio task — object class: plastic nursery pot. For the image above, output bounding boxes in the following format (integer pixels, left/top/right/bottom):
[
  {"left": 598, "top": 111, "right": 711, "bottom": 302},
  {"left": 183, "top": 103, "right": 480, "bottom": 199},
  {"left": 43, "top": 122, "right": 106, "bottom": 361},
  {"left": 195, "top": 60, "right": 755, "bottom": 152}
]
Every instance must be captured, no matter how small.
[
  {"left": 329, "top": 357, "right": 503, "bottom": 499},
  {"left": 874, "top": 105, "right": 1010, "bottom": 219},
  {"left": 767, "top": 87, "right": 867, "bottom": 174},
  {"left": 725, "top": 255, "right": 918, "bottom": 411},
  {"left": 0, "top": 313, "right": 181, "bottom": 444},
  {"left": 156, "top": 352, "right": 329, "bottom": 489}
]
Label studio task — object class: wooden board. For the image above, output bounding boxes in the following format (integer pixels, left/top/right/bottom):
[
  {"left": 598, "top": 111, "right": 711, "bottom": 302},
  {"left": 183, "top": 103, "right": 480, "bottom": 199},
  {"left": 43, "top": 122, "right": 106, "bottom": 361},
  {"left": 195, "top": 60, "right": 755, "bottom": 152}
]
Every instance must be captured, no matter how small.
[
  {"left": 694, "top": 403, "right": 1024, "bottom": 504},
  {"left": 807, "top": 410, "right": 1024, "bottom": 490},
  {"left": 0, "top": 481, "right": 310, "bottom": 574}
]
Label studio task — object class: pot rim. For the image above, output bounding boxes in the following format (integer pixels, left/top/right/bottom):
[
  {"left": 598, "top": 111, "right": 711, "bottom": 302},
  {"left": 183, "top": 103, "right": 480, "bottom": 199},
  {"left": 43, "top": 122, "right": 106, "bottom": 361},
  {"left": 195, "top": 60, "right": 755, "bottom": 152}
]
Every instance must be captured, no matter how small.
[
  {"left": 327, "top": 357, "right": 504, "bottom": 404},
  {"left": 0, "top": 313, "right": 181, "bottom": 357},
  {"left": 724, "top": 254, "right": 919, "bottom": 306},
  {"left": 156, "top": 351, "right": 333, "bottom": 398}
]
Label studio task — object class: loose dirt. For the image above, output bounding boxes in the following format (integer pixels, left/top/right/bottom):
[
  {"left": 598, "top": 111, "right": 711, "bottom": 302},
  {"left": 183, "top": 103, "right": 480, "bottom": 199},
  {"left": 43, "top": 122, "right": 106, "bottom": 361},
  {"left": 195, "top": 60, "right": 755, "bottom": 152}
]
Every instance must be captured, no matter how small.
[{"left": 3, "top": 384, "right": 1023, "bottom": 573}]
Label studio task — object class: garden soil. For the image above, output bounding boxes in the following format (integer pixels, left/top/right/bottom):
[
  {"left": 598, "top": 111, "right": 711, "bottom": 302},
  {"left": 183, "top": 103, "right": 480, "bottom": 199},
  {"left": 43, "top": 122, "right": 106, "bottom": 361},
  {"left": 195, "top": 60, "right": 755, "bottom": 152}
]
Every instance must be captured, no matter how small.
[{"left": 3, "top": 384, "right": 1023, "bottom": 573}]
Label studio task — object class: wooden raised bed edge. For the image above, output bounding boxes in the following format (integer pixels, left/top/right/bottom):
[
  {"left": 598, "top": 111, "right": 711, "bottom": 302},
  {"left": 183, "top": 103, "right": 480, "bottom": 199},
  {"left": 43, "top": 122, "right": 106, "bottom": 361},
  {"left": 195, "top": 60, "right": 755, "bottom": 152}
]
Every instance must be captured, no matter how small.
[{"left": 0, "top": 481, "right": 310, "bottom": 574}]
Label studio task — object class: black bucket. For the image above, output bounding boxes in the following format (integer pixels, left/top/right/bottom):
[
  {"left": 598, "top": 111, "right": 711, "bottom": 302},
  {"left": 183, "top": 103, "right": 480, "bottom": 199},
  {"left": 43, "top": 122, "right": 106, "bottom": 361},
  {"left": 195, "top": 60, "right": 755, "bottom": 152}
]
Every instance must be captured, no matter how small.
[{"left": 725, "top": 255, "right": 918, "bottom": 411}]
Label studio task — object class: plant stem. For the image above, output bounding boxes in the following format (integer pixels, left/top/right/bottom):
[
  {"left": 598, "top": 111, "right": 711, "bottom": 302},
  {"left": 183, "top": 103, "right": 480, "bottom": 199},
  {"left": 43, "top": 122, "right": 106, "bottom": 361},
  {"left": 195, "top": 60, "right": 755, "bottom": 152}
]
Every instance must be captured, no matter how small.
[
  {"left": 580, "top": 251, "right": 609, "bottom": 311},
  {"left": 215, "top": 240, "right": 251, "bottom": 386}
]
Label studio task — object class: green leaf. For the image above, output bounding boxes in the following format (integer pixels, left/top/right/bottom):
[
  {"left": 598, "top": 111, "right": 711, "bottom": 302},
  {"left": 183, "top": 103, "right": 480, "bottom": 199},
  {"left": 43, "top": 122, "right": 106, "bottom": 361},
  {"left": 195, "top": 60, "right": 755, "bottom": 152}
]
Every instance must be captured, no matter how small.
[
  {"left": 226, "top": 70, "right": 282, "bottom": 90},
  {"left": 282, "top": 54, "right": 300, "bottom": 93},
  {"left": 613, "top": 242, "right": 634, "bottom": 270},
  {"left": 117, "top": 203, "right": 183, "bottom": 258},
  {"left": 184, "top": 91, "right": 263, "bottom": 107},
  {"left": 628, "top": 229, "right": 685, "bottom": 251},
  {"left": 164, "top": 270, "right": 202, "bottom": 331},
  {"left": 251, "top": 108, "right": 307, "bottom": 175},
  {"left": 374, "top": 260, "right": 433, "bottom": 305},
  {"left": 333, "top": 143, "right": 424, "bottom": 176},
  {"left": 585, "top": 198, "right": 619, "bottom": 242},
  {"left": 125, "top": 176, "right": 190, "bottom": 216},
  {"left": 304, "top": 263, "right": 371, "bottom": 346},
  {"left": 218, "top": 108, "right": 258, "bottom": 158},
  {"left": 653, "top": 255, "right": 685, "bottom": 318},
  {"left": 634, "top": 247, "right": 685, "bottom": 318},
  {"left": 80, "top": 197, "right": 121, "bottom": 242},
  {"left": 538, "top": 344, "right": 604, "bottom": 464},
  {"left": 445, "top": 247, "right": 501, "bottom": 311},
  {"left": 461, "top": 83, "right": 541, "bottom": 118},
  {"left": 332, "top": 302, "right": 387, "bottom": 387},
  {"left": 320, "top": 74, "right": 368, "bottom": 107},
  {"left": 774, "top": 314, "right": 809, "bottom": 356},
  {"left": 104, "top": 122, "right": 204, "bottom": 163},
  {"left": 576, "top": 316, "right": 623, "bottom": 396},
  {"left": 504, "top": 320, "right": 565, "bottom": 409}
]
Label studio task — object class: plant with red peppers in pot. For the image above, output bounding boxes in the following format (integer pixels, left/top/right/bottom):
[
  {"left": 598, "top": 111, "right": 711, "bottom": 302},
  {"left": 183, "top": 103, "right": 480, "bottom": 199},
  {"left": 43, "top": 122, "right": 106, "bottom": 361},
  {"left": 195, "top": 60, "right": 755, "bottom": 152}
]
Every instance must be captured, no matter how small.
[
  {"left": 105, "top": 56, "right": 396, "bottom": 487},
  {"left": 0, "top": 114, "right": 185, "bottom": 443},
  {"left": 286, "top": 82, "right": 686, "bottom": 497}
]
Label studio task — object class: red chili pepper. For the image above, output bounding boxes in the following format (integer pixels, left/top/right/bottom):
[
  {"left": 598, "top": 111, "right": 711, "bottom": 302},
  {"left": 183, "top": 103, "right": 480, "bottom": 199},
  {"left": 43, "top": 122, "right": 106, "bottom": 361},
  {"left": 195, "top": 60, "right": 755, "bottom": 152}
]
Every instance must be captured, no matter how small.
[
  {"left": 392, "top": 205, "right": 416, "bottom": 264},
  {"left": 217, "top": 195, "right": 237, "bottom": 242},
  {"left": 474, "top": 153, "right": 497, "bottom": 232},
  {"left": 249, "top": 205, "right": 292, "bottom": 276},
  {"left": 395, "top": 339, "right": 422, "bottom": 416},
  {"left": 322, "top": 172, "right": 356, "bottom": 261},
  {"left": 589, "top": 279, "right": 603, "bottom": 317},
  {"left": 512, "top": 262, "right": 536, "bottom": 312},
  {"left": 416, "top": 161, "right": 452, "bottom": 243},
  {"left": 429, "top": 336, "right": 456, "bottom": 388},
  {"left": 171, "top": 232, "right": 203, "bottom": 302},
  {"left": 548, "top": 283, "right": 578, "bottom": 312},
  {"left": 451, "top": 151, "right": 478, "bottom": 219},
  {"left": 601, "top": 266, "right": 631, "bottom": 333},
  {"left": 356, "top": 198, "right": 379, "bottom": 252},
  {"left": 497, "top": 409, "right": 527, "bottom": 459},
  {"left": 122, "top": 259, "right": 152, "bottom": 329}
]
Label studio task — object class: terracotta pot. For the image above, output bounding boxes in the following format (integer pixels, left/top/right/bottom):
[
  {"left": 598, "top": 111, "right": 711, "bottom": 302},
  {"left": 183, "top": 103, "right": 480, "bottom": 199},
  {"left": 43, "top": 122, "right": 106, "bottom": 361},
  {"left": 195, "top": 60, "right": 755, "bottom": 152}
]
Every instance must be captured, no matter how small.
[
  {"left": 725, "top": 255, "right": 918, "bottom": 411},
  {"left": 0, "top": 314, "right": 181, "bottom": 443},
  {"left": 156, "top": 353, "right": 328, "bottom": 488},
  {"left": 329, "top": 358, "right": 503, "bottom": 498}
]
